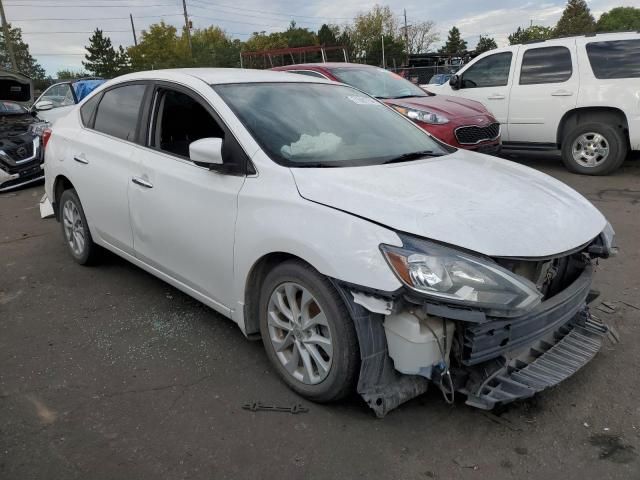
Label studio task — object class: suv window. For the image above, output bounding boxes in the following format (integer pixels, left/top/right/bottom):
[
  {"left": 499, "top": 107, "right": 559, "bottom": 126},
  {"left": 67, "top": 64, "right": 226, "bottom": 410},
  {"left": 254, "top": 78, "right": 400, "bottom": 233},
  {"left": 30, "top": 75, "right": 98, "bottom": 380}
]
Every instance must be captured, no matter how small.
[
  {"left": 152, "top": 88, "right": 224, "bottom": 159},
  {"left": 40, "top": 83, "right": 75, "bottom": 108},
  {"left": 461, "top": 52, "right": 512, "bottom": 88},
  {"left": 93, "top": 84, "right": 146, "bottom": 142},
  {"left": 586, "top": 40, "right": 640, "bottom": 79},
  {"left": 519, "top": 46, "right": 572, "bottom": 85}
]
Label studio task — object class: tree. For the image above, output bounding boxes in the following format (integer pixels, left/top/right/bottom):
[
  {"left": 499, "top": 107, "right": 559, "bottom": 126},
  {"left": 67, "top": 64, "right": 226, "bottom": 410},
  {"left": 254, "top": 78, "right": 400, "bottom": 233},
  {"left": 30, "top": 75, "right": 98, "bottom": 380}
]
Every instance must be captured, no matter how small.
[
  {"left": 128, "top": 22, "right": 190, "bottom": 71},
  {"left": 348, "top": 5, "right": 403, "bottom": 65},
  {"left": 597, "top": 7, "right": 640, "bottom": 32},
  {"left": 56, "top": 69, "right": 89, "bottom": 80},
  {"left": 83, "top": 29, "right": 129, "bottom": 78},
  {"left": 283, "top": 20, "right": 317, "bottom": 48},
  {"left": 508, "top": 25, "right": 554, "bottom": 45},
  {"left": 191, "top": 26, "right": 240, "bottom": 67},
  {"left": 0, "top": 24, "right": 46, "bottom": 79},
  {"left": 406, "top": 21, "right": 439, "bottom": 54},
  {"left": 317, "top": 24, "right": 339, "bottom": 46},
  {"left": 475, "top": 35, "right": 497, "bottom": 54},
  {"left": 439, "top": 26, "right": 467, "bottom": 54},
  {"left": 554, "top": 0, "right": 595, "bottom": 37}
]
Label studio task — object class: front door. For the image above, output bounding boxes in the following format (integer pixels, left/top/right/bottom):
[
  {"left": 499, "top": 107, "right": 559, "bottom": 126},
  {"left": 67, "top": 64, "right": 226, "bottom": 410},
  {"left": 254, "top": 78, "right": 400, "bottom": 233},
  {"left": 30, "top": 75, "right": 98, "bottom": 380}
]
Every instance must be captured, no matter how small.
[{"left": 128, "top": 85, "right": 246, "bottom": 309}]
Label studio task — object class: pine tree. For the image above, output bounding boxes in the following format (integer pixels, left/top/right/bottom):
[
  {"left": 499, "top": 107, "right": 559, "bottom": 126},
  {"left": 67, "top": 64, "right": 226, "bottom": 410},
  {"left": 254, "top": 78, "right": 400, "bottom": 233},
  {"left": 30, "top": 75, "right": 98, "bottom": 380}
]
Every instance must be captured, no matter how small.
[
  {"left": 554, "top": 0, "right": 596, "bottom": 37},
  {"left": 439, "top": 27, "right": 467, "bottom": 54},
  {"left": 475, "top": 35, "right": 497, "bottom": 54},
  {"left": 82, "top": 29, "right": 120, "bottom": 78},
  {"left": 0, "top": 24, "right": 46, "bottom": 79}
]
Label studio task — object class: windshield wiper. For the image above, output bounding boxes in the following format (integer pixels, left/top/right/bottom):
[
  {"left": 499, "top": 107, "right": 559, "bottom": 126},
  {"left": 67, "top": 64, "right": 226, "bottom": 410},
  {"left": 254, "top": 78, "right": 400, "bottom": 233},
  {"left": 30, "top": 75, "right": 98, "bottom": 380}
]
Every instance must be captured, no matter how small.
[
  {"left": 377, "top": 94, "right": 427, "bottom": 100},
  {"left": 291, "top": 162, "right": 340, "bottom": 168},
  {"left": 382, "top": 150, "right": 444, "bottom": 164}
]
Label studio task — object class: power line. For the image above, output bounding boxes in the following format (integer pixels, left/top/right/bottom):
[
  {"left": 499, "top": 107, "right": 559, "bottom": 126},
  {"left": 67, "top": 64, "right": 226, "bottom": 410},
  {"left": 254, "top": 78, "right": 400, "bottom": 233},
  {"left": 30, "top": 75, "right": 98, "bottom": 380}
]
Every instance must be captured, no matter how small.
[
  {"left": 6, "top": 2, "right": 178, "bottom": 7},
  {"left": 10, "top": 13, "right": 183, "bottom": 21}
]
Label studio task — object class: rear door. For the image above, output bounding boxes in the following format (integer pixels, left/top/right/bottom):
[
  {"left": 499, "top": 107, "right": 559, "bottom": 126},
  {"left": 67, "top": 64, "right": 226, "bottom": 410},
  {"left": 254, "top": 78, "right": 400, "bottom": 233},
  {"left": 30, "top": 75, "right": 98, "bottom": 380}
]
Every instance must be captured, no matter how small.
[
  {"left": 128, "top": 82, "right": 247, "bottom": 309},
  {"left": 453, "top": 50, "right": 516, "bottom": 139},
  {"left": 70, "top": 82, "right": 149, "bottom": 255},
  {"left": 507, "top": 41, "right": 579, "bottom": 144}
]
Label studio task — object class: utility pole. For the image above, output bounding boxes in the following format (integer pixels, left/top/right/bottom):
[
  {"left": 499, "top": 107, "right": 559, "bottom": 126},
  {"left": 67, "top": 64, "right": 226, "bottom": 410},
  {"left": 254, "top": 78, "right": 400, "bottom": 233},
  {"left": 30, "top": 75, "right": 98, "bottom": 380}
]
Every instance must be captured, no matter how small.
[
  {"left": 0, "top": 0, "right": 18, "bottom": 71},
  {"left": 129, "top": 13, "right": 138, "bottom": 46},
  {"left": 381, "top": 36, "right": 386, "bottom": 69},
  {"left": 403, "top": 9, "right": 409, "bottom": 66},
  {"left": 182, "top": 0, "right": 192, "bottom": 56}
]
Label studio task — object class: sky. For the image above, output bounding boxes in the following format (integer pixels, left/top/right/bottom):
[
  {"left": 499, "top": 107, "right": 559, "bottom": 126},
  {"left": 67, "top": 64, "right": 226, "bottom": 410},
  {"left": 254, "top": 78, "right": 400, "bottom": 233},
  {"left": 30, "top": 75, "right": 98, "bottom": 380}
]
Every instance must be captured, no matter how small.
[{"left": 3, "top": 0, "right": 639, "bottom": 76}]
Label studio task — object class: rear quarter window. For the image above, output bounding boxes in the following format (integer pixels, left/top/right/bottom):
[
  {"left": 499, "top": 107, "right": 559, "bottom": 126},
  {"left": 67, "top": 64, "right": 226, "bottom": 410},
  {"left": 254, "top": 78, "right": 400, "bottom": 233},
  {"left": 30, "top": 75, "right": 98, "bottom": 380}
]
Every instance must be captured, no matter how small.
[
  {"left": 586, "top": 40, "right": 640, "bottom": 79},
  {"left": 80, "top": 93, "right": 101, "bottom": 127}
]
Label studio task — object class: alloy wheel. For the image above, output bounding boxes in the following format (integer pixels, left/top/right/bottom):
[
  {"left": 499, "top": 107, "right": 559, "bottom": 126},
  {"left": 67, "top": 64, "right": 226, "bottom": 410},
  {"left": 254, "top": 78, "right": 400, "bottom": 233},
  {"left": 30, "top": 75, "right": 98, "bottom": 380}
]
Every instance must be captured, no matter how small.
[
  {"left": 62, "top": 199, "right": 85, "bottom": 256},
  {"left": 266, "top": 282, "right": 333, "bottom": 385},
  {"left": 572, "top": 132, "right": 610, "bottom": 168}
]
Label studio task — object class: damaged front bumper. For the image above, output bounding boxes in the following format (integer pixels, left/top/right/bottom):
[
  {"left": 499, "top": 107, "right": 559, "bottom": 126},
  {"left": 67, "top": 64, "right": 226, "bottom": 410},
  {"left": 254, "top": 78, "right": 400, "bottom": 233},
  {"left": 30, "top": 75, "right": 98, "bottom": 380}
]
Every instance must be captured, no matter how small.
[{"left": 332, "top": 264, "right": 608, "bottom": 417}]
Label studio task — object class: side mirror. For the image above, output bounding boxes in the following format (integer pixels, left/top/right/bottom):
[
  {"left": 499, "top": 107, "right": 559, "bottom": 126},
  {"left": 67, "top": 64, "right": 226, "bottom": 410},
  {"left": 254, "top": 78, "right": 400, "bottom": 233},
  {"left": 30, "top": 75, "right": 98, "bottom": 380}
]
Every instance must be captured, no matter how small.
[
  {"left": 34, "top": 100, "right": 54, "bottom": 111},
  {"left": 449, "top": 75, "right": 461, "bottom": 90},
  {"left": 189, "top": 137, "right": 223, "bottom": 168}
]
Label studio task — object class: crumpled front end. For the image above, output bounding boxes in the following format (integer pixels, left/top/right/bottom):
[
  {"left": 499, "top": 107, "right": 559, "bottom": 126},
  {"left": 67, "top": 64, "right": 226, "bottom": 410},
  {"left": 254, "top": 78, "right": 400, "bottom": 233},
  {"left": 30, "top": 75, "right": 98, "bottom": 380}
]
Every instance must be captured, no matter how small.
[{"left": 334, "top": 229, "right": 615, "bottom": 417}]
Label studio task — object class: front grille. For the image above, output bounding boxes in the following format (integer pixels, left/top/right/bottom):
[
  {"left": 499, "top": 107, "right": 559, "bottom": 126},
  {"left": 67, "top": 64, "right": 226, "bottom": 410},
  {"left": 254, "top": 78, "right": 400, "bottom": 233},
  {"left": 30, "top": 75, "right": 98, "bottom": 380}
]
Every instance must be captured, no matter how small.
[
  {"left": 455, "top": 123, "right": 500, "bottom": 145},
  {"left": 5, "top": 141, "right": 34, "bottom": 161}
]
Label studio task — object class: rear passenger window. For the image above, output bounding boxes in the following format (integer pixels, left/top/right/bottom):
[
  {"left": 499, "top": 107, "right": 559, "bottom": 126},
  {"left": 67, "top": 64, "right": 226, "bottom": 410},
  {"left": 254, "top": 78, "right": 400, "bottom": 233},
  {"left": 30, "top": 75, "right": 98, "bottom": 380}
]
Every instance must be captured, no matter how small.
[
  {"left": 93, "top": 84, "right": 146, "bottom": 141},
  {"left": 586, "top": 40, "right": 640, "bottom": 79},
  {"left": 80, "top": 94, "right": 101, "bottom": 127},
  {"left": 519, "top": 47, "right": 572, "bottom": 85}
]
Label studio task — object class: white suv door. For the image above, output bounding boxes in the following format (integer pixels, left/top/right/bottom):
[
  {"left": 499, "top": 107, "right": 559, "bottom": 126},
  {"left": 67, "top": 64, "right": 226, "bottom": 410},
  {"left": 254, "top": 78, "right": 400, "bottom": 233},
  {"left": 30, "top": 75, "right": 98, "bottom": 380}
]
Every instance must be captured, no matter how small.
[
  {"left": 128, "top": 84, "right": 246, "bottom": 310},
  {"left": 446, "top": 50, "right": 516, "bottom": 140},
  {"left": 507, "top": 41, "right": 579, "bottom": 144}
]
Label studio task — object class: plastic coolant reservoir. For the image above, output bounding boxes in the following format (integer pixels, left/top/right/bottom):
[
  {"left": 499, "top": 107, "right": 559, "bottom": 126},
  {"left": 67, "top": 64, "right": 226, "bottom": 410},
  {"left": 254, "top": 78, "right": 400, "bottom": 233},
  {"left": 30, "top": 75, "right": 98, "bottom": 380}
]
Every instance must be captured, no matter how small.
[{"left": 383, "top": 311, "right": 454, "bottom": 378}]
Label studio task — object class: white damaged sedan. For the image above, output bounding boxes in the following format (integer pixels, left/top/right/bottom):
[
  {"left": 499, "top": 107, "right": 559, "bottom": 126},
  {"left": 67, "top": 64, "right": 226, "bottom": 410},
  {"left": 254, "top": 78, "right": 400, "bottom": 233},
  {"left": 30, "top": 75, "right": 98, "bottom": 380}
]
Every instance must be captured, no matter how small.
[{"left": 42, "top": 69, "right": 616, "bottom": 416}]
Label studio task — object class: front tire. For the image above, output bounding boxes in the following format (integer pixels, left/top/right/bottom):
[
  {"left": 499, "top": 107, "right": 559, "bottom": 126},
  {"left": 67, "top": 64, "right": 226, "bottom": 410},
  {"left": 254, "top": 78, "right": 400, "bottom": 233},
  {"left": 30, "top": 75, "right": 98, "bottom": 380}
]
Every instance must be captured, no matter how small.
[
  {"left": 258, "top": 260, "right": 359, "bottom": 402},
  {"left": 561, "top": 121, "right": 627, "bottom": 175},
  {"left": 59, "top": 189, "right": 99, "bottom": 265}
]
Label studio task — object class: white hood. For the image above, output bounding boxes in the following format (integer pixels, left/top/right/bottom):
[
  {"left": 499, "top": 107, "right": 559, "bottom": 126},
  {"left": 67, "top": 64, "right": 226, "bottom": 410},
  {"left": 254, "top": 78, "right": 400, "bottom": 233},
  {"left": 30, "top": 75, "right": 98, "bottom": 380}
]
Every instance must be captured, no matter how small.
[{"left": 291, "top": 151, "right": 606, "bottom": 258}]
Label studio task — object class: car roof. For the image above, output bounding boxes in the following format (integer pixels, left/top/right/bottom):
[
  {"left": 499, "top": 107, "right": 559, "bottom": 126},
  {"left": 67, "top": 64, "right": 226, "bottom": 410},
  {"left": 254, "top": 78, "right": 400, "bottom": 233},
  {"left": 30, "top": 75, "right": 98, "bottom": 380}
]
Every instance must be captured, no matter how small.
[
  {"left": 276, "top": 63, "right": 379, "bottom": 71},
  {"left": 111, "top": 68, "right": 335, "bottom": 86}
]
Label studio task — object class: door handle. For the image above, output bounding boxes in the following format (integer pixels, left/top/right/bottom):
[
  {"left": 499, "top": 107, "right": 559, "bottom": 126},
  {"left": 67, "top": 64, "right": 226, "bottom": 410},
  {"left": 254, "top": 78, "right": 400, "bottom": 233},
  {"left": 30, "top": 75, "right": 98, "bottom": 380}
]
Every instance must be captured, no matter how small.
[
  {"left": 551, "top": 90, "right": 574, "bottom": 96},
  {"left": 132, "top": 176, "right": 153, "bottom": 189},
  {"left": 73, "top": 155, "right": 88, "bottom": 165},
  {"left": 487, "top": 94, "right": 505, "bottom": 100}
]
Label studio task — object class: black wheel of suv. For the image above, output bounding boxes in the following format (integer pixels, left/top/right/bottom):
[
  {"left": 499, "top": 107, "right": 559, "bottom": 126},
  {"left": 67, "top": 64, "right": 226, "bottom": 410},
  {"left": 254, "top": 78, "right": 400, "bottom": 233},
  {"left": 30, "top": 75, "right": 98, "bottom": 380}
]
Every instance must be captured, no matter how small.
[
  {"left": 561, "top": 121, "right": 627, "bottom": 175},
  {"left": 59, "top": 189, "right": 99, "bottom": 265},
  {"left": 258, "top": 260, "right": 359, "bottom": 402}
]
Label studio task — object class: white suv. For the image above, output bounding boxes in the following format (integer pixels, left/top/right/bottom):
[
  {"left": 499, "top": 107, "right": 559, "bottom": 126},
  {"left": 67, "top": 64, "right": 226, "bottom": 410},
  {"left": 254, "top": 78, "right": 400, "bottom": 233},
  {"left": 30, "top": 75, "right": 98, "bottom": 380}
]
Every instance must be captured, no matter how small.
[{"left": 431, "top": 32, "right": 640, "bottom": 175}]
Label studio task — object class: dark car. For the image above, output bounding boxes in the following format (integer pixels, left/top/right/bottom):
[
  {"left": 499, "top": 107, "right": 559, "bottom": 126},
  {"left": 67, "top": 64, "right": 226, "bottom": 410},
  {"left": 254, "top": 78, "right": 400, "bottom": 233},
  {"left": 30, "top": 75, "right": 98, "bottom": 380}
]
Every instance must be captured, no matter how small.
[
  {"left": 273, "top": 63, "right": 501, "bottom": 154},
  {"left": 0, "top": 70, "right": 47, "bottom": 191}
]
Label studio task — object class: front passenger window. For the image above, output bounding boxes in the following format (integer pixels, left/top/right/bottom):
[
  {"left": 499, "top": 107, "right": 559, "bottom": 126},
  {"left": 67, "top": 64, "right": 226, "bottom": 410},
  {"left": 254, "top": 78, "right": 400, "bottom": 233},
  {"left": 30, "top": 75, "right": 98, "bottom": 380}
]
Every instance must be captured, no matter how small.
[
  {"left": 461, "top": 52, "right": 513, "bottom": 88},
  {"left": 152, "top": 89, "right": 224, "bottom": 159}
]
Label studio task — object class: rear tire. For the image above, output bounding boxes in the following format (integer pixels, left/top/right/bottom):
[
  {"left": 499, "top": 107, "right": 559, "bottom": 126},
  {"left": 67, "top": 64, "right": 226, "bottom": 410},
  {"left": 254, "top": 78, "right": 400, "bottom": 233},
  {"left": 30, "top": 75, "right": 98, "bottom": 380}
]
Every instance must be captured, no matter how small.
[
  {"left": 258, "top": 260, "right": 359, "bottom": 402},
  {"left": 561, "top": 121, "right": 627, "bottom": 175},
  {"left": 59, "top": 189, "right": 99, "bottom": 265}
]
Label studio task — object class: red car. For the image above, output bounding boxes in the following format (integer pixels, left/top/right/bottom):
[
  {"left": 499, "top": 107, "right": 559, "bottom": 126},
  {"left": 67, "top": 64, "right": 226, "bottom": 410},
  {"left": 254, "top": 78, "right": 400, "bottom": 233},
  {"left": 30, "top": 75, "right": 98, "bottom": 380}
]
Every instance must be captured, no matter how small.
[{"left": 273, "top": 63, "right": 501, "bottom": 154}]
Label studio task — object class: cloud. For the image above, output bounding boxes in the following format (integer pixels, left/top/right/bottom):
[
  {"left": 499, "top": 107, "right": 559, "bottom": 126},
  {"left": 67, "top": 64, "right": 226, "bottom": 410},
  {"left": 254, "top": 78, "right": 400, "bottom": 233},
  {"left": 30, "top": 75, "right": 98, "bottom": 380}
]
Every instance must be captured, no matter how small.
[{"left": 3, "top": 0, "right": 637, "bottom": 75}]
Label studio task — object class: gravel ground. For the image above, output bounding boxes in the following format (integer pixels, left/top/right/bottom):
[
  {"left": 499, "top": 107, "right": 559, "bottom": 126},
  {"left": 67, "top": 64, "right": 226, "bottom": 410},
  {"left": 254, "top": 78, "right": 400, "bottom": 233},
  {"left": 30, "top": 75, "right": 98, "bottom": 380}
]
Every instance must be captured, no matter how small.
[{"left": 1, "top": 153, "right": 639, "bottom": 479}]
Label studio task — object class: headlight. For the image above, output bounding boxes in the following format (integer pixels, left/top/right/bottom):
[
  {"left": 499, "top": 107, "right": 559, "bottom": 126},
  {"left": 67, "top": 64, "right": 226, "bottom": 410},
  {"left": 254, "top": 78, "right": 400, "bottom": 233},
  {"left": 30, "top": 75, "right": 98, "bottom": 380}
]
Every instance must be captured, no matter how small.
[
  {"left": 381, "top": 236, "right": 542, "bottom": 316},
  {"left": 29, "top": 121, "right": 51, "bottom": 137},
  {"left": 391, "top": 105, "right": 449, "bottom": 124}
]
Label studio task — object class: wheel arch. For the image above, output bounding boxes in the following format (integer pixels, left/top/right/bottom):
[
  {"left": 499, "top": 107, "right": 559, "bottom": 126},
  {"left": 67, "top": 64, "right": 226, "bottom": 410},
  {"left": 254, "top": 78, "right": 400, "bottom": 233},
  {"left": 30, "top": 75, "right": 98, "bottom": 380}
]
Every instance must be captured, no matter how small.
[
  {"left": 53, "top": 174, "right": 75, "bottom": 220},
  {"left": 242, "top": 252, "right": 316, "bottom": 336},
  {"left": 557, "top": 107, "right": 629, "bottom": 148}
]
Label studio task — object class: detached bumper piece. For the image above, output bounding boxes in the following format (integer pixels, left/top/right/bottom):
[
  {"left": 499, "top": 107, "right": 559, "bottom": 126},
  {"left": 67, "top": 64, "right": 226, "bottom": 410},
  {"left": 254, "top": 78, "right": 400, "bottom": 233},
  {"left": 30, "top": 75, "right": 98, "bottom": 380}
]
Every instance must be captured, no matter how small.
[{"left": 465, "top": 311, "right": 607, "bottom": 410}]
